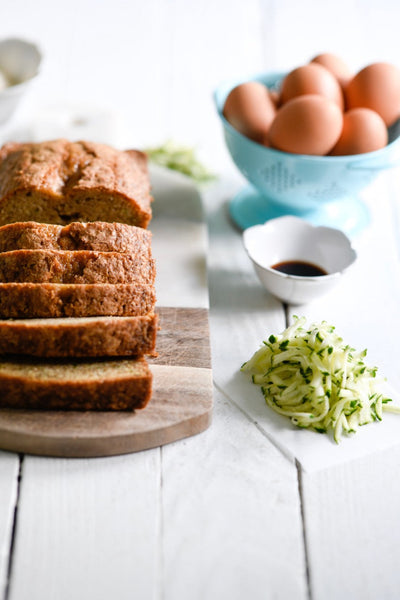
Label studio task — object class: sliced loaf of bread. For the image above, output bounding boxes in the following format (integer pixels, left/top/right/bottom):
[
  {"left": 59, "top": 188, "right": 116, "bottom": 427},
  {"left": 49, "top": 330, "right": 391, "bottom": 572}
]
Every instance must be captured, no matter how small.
[
  {"left": 0, "top": 356, "right": 152, "bottom": 410},
  {"left": 0, "top": 249, "right": 156, "bottom": 284},
  {"left": 0, "top": 140, "right": 152, "bottom": 228},
  {"left": 0, "top": 221, "right": 153, "bottom": 253},
  {"left": 0, "top": 313, "right": 158, "bottom": 358},
  {"left": 0, "top": 282, "right": 156, "bottom": 318}
]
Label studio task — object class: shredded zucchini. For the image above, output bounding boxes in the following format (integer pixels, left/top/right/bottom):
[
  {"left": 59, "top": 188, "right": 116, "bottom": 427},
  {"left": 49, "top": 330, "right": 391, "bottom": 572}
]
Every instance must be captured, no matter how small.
[
  {"left": 145, "top": 140, "right": 215, "bottom": 183},
  {"left": 241, "top": 316, "right": 398, "bottom": 443}
]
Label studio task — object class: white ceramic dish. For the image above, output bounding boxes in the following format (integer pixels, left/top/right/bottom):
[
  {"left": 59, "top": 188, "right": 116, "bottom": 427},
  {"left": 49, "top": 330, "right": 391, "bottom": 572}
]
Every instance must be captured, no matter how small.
[
  {"left": 0, "top": 38, "right": 42, "bottom": 125},
  {"left": 243, "top": 216, "right": 357, "bottom": 304}
]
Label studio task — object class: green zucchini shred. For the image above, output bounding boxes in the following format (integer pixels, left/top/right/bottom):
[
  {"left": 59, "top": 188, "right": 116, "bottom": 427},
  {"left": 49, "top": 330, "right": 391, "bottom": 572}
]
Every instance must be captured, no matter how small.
[{"left": 241, "top": 316, "right": 397, "bottom": 443}]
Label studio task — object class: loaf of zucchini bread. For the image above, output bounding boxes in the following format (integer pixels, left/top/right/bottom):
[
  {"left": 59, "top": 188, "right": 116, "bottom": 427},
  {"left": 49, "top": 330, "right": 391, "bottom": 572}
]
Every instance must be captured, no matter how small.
[
  {"left": 0, "top": 139, "right": 157, "bottom": 412},
  {"left": 0, "top": 140, "right": 152, "bottom": 227}
]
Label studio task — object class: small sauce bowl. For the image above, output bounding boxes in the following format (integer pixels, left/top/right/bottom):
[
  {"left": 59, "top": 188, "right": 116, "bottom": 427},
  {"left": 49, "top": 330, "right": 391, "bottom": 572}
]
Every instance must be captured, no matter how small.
[{"left": 243, "top": 216, "right": 357, "bottom": 304}]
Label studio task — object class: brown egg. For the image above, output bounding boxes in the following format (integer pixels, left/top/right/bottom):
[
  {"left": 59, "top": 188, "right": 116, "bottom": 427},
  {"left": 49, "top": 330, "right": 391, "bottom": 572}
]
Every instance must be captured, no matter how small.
[
  {"left": 330, "top": 108, "right": 388, "bottom": 155},
  {"left": 268, "top": 94, "right": 343, "bottom": 155},
  {"left": 223, "top": 81, "right": 276, "bottom": 144},
  {"left": 310, "top": 53, "right": 352, "bottom": 91},
  {"left": 280, "top": 63, "right": 344, "bottom": 110},
  {"left": 346, "top": 62, "right": 400, "bottom": 127}
]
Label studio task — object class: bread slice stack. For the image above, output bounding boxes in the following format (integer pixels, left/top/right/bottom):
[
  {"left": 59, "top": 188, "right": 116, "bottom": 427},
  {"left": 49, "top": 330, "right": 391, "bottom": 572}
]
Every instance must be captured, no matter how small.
[{"left": 0, "top": 140, "right": 157, "bottom": 411}]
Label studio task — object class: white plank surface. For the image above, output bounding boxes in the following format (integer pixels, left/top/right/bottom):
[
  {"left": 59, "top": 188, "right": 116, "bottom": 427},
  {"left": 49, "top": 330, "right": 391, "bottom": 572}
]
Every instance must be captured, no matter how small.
[
  {"left": 161, "top": 387, "right": 307, "bottom": 600},
  {"left": 301, "top": 445, "right": 400, "bottom": 600},
  {"left": 8, "top": 451, "right": 161, "bottom": 600},
  {"left": 287, "top": 172, "right": 400, "bottom": 386},
  {"left": 291, "top": 166, "right": 400, "bottom": 599},
  {"left": 150, "top": 165, "right": 209, "bottom": 309},
  {"left": 0, "top": 453, "right": 19, "bottom": 600}
]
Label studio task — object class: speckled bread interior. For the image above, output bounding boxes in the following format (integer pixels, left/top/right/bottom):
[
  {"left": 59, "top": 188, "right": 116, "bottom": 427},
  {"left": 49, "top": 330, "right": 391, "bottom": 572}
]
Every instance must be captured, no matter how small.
[
  {"left": 0, "top": 356, "right": 153, "bottom": 410},
  {"left": 0, "top": 249, "right": 156, "bottom": 284},
  {"left": 0, "top": 221, "right": 153, "bottom": 253},
  {"left": 0, "top": 282, "right": 156, "bottom": 318},
  {"left": 0, "top": 313, "right": 158, "bottom": 358}
]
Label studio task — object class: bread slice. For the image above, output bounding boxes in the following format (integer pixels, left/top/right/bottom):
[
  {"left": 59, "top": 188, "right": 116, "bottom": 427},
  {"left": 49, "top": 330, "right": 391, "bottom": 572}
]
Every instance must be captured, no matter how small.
[
  {"left": 0, "top": 313, "right": 158, "bottom": 358},
  {"left": 0, "top": 248, "right": 156, "bottom": 284},
  {"left": 0, "top": 282, "right": 156, "bottom": 318},
  {"left": 0, "top": 139, "right": 152, "bottom": 228},
  {"left": 0, "top": 356, "right": 152, "bottom": 410},
  {"left": 0, "top": 221, "right": 153, "bottom": 253}
]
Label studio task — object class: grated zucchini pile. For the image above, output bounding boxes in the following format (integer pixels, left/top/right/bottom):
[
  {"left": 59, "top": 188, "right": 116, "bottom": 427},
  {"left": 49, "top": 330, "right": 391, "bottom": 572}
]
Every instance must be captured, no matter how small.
[
  {"left": 145, "top": 140, "right": 215, "bottom": 183},
  {"left": 241, "top": 316, "right": 397, "bottom": 443}
]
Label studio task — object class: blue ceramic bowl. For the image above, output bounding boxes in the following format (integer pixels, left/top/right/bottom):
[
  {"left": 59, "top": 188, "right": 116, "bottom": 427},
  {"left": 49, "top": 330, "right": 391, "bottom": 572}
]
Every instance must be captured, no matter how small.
[{"left": 214, "top": 72, "right": 400, "bottom": 235}]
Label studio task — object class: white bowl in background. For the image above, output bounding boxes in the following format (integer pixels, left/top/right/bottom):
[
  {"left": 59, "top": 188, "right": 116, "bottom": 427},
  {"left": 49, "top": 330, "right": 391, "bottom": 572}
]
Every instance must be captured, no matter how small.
[
  {"left": 243, "top": 216, "right": 357, "bottom": 305},
  {"left": 0, "top": 38, "right": 42, "bottom": 125}
]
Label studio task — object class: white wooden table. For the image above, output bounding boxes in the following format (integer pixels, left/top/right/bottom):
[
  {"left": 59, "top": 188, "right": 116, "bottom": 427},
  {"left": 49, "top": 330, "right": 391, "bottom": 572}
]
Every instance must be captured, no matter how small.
[{"left": 1, "top": 1, "right": 400, "bottom": 598}]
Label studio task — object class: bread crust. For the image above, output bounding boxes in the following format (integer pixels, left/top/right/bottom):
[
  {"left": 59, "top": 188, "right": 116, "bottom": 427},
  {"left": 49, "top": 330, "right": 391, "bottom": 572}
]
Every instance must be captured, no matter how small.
[
  {"left": 0, "top": 140, "right": 152, "bottom": 228},
  {"left": 0, "top": 282, "right": 156, "bottom": 318},
  {"left": 0, "top": 221, "right": 153, "bottom": 253},
  {"left": 0, "top": 313, "right": 158, "bottom": 358},
  {"left": 0, "top": 356, "right": 153, "bottom": 410}
]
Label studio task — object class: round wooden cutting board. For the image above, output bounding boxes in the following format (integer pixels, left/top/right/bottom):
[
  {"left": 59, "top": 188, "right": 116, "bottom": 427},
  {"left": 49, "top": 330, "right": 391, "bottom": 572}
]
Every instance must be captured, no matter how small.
[{"left": 0, "top": 307, "right": 213, "bottom": 457}]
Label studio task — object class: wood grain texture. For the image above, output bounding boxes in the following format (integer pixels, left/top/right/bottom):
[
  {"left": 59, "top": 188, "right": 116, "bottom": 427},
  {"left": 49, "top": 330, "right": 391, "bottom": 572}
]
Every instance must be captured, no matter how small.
[
  {"left": 0, "top": 307, "right": 213, "bottom": 458},
  {"left": 154, "top": 307, "right": 211, "bottom": 368}
]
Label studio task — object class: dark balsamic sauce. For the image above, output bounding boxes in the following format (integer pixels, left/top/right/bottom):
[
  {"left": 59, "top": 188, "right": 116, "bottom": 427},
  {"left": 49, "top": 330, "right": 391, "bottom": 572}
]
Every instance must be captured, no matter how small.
[{"left": 271, "top": 260, "right": 327, "bottom": 277}]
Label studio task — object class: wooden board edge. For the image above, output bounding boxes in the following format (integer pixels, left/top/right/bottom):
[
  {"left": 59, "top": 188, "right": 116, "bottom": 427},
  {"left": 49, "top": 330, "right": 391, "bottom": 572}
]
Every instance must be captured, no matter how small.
[{"left": 0, "top": 408, "right": 213, "bottom": 458}]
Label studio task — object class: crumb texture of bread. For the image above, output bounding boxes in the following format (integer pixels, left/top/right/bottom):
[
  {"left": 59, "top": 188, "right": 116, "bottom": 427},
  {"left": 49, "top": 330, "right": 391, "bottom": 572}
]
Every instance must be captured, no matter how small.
[
  {"left": 0, "top": 140, "right": 152, "bottom": 228},
  {"left": 0, "top": 282, "right": 156, "bottom": 318},
  {"left": 0, "top": 249, "right": 156, "bottom": 284},
  {"left": 0, "top": 221, "right": 153, "bottom": 253},
  {"left": 0, "top": 356, "right": 153, "bottom": 410},
  {"left": 0, "top": 313, "right": 158, "bottom": 358}
]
